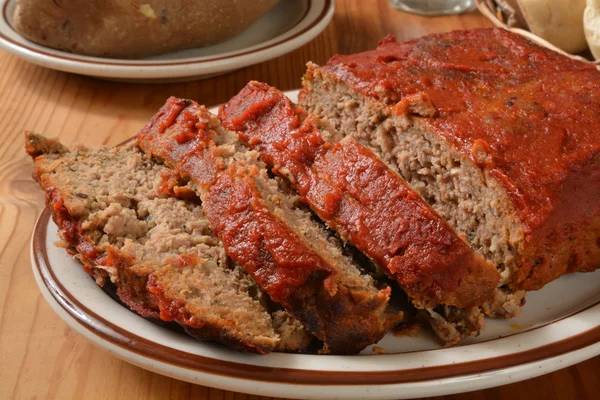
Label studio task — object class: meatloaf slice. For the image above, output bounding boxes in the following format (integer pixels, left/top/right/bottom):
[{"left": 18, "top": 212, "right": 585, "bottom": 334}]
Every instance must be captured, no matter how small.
[
  {"left": 136, "top": 98, "right": 399, "bottom": 354},
  {"left": 218, "top": 82, "right": 502, "bottom": 345},
  {"left": 299, "top": 28, "right": 600, "bottom": 293},
  {"left": 26, "top": 133, "right": 312, "bottom": 354},
  {"left": 219, "top": 81, "right": 500, "bottom": 309}
]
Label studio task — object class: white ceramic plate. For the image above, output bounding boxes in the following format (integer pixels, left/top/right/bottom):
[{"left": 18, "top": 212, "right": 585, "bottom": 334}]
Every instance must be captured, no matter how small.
[
  {"left": 30, "top": 92, "right": 600, "bottom": 399},
  {"left": 0, "top": 0, "right": 333, "bottom": 82}
]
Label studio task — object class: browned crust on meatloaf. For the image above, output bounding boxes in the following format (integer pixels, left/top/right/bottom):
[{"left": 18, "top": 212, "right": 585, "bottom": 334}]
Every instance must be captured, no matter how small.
[
  {"left": 302, "top": 29, "right": 600, "bottom": 291},
  {"left": 218, "top": 82, "right": 500, "bottom": 309},
  {"left": 135, "top": 98, "right": 397, "bottom": 354},
  {"left": 25, "top": 132, "right": 304, "bottom": 355}
]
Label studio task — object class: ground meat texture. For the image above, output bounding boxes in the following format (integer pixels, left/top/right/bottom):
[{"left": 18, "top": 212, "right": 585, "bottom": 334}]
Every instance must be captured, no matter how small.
[
  {"left": 219, "top": 82, "right": 510, "bottom": 345},
  {"left": 300, "top": 70, "right": 529, "bottom": 327},
  {"left": 299, "top": 28, "right": 600, "bottom": 293},
  {"left": 300, "top": 68, "right": 524, "bottom": 290},
  {"left": 26, "top": 133, "right": 312, "bottom": 354},
  {"left": 136, "top": 98, "right": 400, "bottom": 354},
  {"left": 219, "top": 81, "right": 500, "bottom": 310},
  {"left": 423, "top": 306, "right": 485, "bottom": 347},
  {"left": 217, "top": 82, "right": 508, "bottom": 345}
]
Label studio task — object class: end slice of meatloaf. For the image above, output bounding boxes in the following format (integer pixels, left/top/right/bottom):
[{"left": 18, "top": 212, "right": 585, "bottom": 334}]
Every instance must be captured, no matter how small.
[
  {"left": 136, "top": 98, "right": 400, "bottom": 354},
  {"left": 25, "top": 132, "right": 312, "bottom": 354},
  {"left": 299, "top": 28, "right": 600, "bottom": 293}
]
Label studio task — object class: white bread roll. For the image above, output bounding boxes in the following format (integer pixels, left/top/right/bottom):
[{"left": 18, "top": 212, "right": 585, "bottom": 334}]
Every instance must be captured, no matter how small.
[
  {"left": 512, "top": 0, "right": 588, "bottom": 54},
  {"left": 584, "top": 0, "right": 600, "bottom": 60},
  {"left": 496, "top": 0, "right": 528, "bottom": 28}
]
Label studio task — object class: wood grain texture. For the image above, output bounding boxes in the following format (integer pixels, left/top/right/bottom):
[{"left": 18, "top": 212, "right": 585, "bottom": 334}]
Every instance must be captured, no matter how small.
[{"left": 1, "top": 1, "right": 599, "bottom": 399}]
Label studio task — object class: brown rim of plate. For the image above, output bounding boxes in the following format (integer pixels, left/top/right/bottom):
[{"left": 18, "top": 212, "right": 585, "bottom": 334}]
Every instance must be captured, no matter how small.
[
  {"left": 33, "top": 209, "right": 600, "bottom": 386},
  {"left": 0, "top": 0, "right": 330, "bottom": 67}
]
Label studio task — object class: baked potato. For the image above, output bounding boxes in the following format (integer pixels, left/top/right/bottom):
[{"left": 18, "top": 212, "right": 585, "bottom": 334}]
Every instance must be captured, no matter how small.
[{"left": 13, "top": 0, "right": 279, "bottom": 58}]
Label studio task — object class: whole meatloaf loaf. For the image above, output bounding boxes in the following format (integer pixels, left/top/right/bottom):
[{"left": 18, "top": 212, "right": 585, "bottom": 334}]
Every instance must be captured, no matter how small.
[
  {"left": 25, "top": 133, "right": 312, "bottom": 354},
  {"left": 219, "top": 82, "right": 503, "bottom": 345},
  {"left": 136, "top": 98, "right": 400, "bottom": 354},
  {"left": 300, "top": 28, "right": 600, "bottom": 293}
]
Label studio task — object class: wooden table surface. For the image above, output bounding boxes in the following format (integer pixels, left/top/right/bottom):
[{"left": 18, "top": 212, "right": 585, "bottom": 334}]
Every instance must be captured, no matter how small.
[{"left": 1, "top": 1, "right": 599, "bottom": 399}]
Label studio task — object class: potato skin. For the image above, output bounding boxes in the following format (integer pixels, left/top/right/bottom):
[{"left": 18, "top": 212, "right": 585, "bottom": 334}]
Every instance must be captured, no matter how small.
[{"left": 13, "top": 0, "right": 278, "bottom": 58}]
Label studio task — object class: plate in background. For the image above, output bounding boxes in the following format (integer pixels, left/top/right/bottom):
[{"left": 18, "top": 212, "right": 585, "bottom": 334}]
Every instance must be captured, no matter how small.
[{"left": 0, "top": 0, "right": 334, "bottom": 82}]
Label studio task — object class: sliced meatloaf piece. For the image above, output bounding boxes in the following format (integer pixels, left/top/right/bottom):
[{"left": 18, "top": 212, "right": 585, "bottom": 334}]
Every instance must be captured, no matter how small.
[
  {"left": 25, "top": 132, "right": 312, "bottom": 354},
  {"left": 219, "top": 81, "right": 499, "bottom": 309},
  {"left": 218, "top": 82, "right": 501, "bottom": 345},
  {"left": 136, "top": 98, "right": 399, "bottom": 354},
  {"left": 300, "top": 28, "right": 600, "bottom": 294}
]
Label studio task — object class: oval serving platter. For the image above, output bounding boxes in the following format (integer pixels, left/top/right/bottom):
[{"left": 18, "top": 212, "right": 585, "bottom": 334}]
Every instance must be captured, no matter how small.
[{"left": 30, "top": 92, "right": 600, "bottom": 399}]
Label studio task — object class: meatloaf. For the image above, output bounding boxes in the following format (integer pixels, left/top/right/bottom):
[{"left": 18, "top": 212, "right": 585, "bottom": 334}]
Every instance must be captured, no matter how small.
[
  {"left": 219, "top": 82, "right": 506, "bottom": 344},
  {"left": 300, "top": 28, "right": 600, "bottom": 293},
  {"left": 25, "top": 132, "right": 312, "bottom": 354},
  {"left": 136, "top": 98, "right": 400, "bottom": 354},
  {"left": 219, "top": 81, "right": 500, "bottom": 307}
]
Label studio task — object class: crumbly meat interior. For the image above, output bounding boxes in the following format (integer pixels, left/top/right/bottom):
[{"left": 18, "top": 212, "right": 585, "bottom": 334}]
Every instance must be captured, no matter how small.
[
  {"left": 29, "top": 134, "right": 311, "bottom": 353},
  {"left": 300, "top": 73, "right": 527, "bottom": 344},
  {"left": 301, "top": 71, "right": 524, "bottom": 283},
  {"left": 189, "top": 118, "right": 390, "bottom": 308},
  {"left": 301, "top": 70, "right": 527, "bottom": 289},
  {"left": 136, "top": 102, "right": 402, "bottom": 353},
  {"left": 252, "top": 159, "right": 382, "bottom": 296}
]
